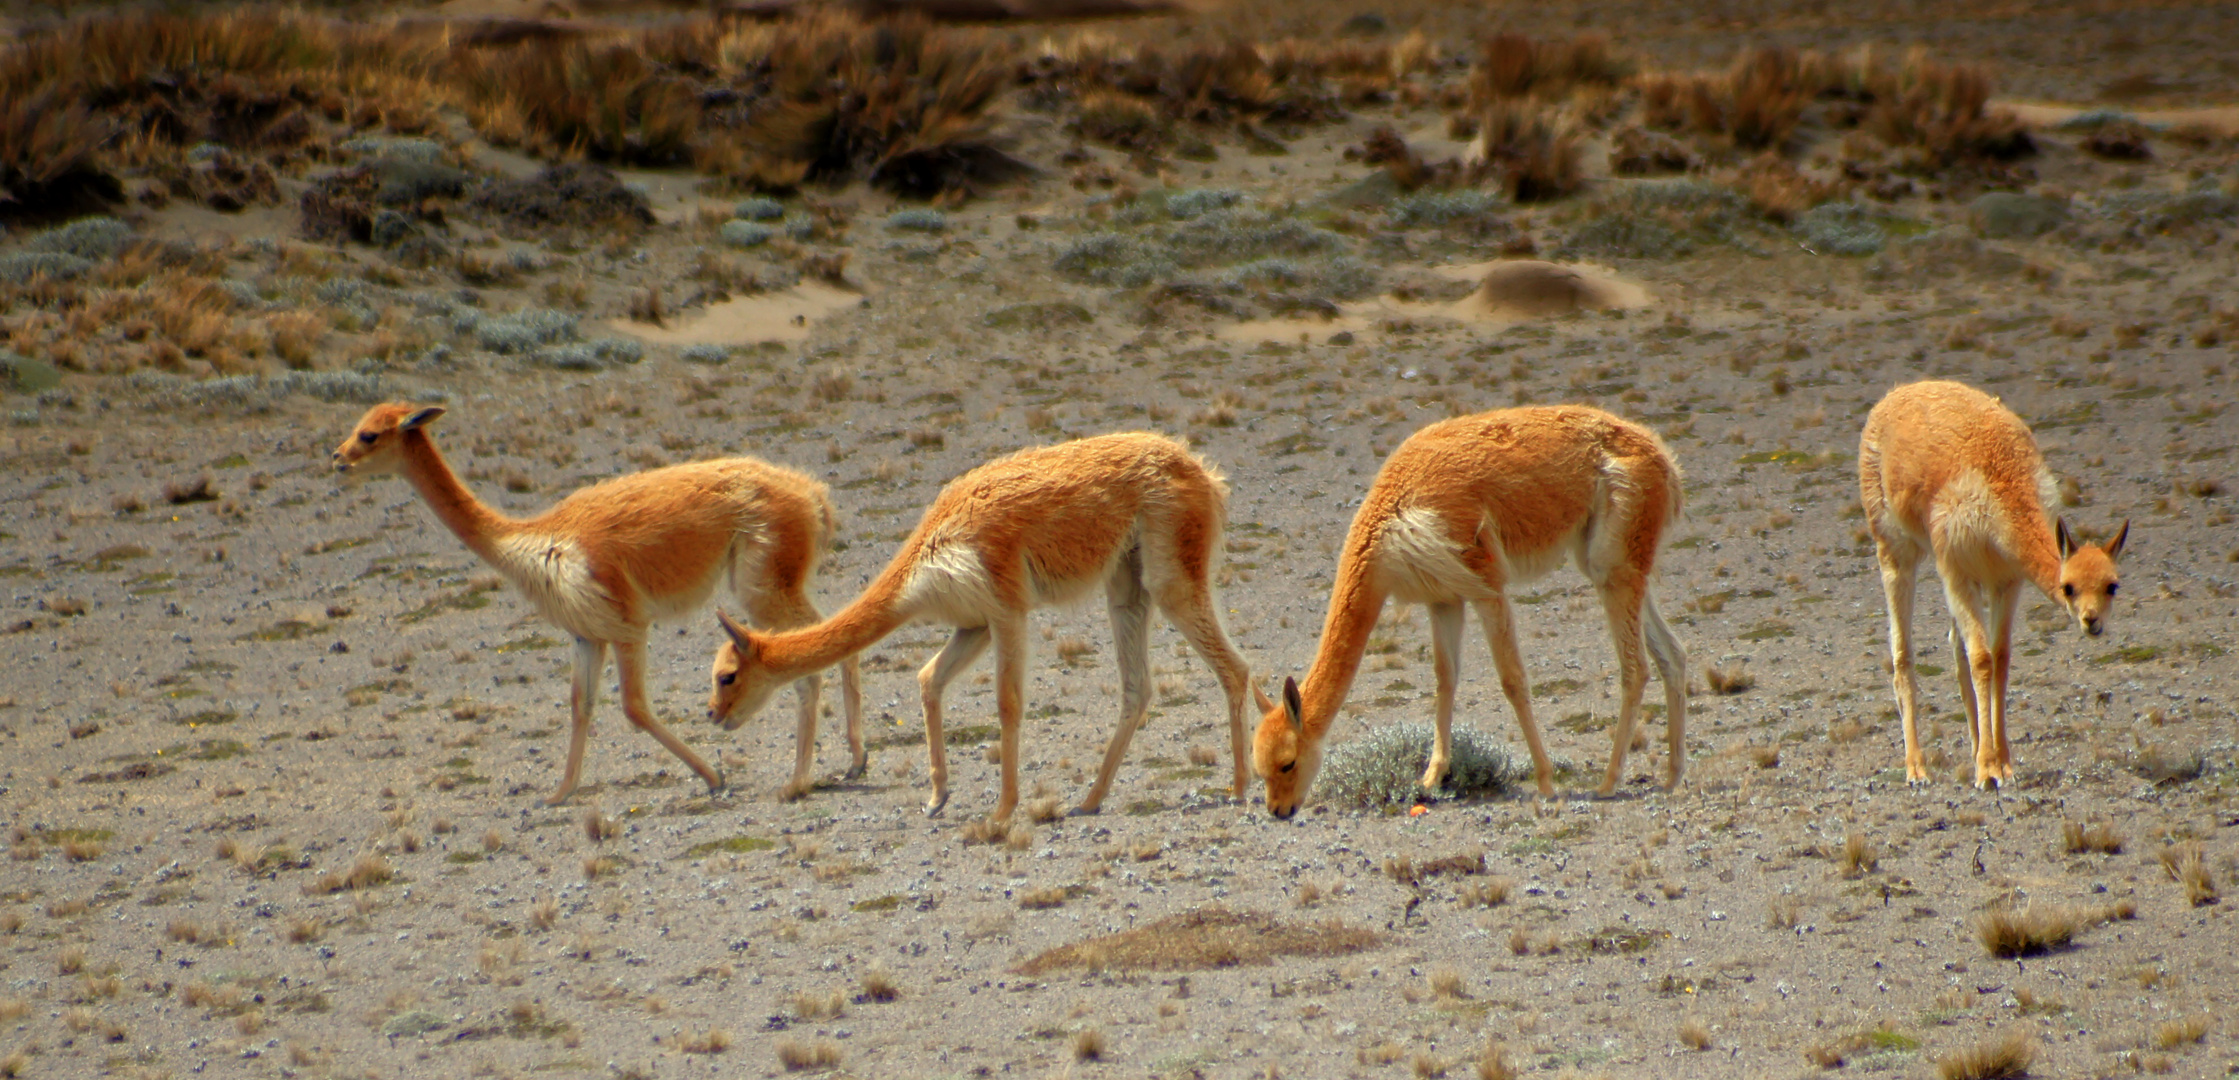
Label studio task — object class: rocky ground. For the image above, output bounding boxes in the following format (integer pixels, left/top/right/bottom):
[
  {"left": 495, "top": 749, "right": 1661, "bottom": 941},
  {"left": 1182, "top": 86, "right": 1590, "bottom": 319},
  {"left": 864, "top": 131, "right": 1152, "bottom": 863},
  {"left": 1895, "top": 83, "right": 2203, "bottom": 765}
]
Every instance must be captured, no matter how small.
[{"left": 3, "top": 5, "right": 2239, "bottom": 1080}]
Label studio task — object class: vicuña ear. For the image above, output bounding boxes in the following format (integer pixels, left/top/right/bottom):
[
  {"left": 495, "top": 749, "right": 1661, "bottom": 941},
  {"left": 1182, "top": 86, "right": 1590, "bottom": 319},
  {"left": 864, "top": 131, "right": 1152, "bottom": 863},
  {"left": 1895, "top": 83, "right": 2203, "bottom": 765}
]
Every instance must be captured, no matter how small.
[
  {"left": 402, "top": 405, "right": 446, "bottom": 430},
  {"left": 2055, "top": 517, "right": 2077, "bottom": 559},
  {"left": 2104, "top": 519, "right": 2130, "bottom": 560},
  {"left": 714, "top": 609, "right": 757, "bottom": 657},
  {"left": 1281, "top": 676, "right": 1303, "bottom": 733},
  {"left": 1252, "top": 681, "right": 1277, "bottom": 714}
]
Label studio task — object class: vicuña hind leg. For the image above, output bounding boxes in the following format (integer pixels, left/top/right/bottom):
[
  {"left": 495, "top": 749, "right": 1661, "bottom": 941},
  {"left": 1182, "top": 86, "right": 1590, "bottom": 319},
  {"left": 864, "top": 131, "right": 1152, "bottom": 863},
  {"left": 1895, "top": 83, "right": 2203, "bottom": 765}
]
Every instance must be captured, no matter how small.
[
  {"left": 1872, "top": 540, "right": 1929, "bottom": 783},
  {"left": 1423, "top": 601, "right": 1465, "bottom": 792},
  {"left": 918, "top": 625, "right": 990, "bottom": 817},
  {"left": 1593, "top": 576, "right": 1652, "bottom": 797},
  {"left": 1642, "top": 593, "right": 1687, "bottom": 789},
  {"left": 550, "top": 637, "right": 609, "bottom": 806},
  {"left": 1151, "top": 575, "right": 1256, "bottom": 800},
  {"left": 1081, "top": 555, "right": 1152, "bottom": 817},
  {"left": 1475, "top": 596, "right": 1554, "bottom": 797}
]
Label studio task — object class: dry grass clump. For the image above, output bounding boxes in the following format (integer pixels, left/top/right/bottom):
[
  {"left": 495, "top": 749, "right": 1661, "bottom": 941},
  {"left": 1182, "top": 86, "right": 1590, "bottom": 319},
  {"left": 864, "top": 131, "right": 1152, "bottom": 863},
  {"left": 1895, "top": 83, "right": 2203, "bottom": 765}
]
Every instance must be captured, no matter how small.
[
  {"left": 1838, "top": 833, "right": 1877, "bottom": 878},
  {"left": 2155, "top": 842, "right": 2219, "bottom": 907},
  {"left": 1678, "top": 1019, "right": 1713, "bottom": 1050},
  {"left": 582, "top": 809, "right": 621, "bottom": 843},
  {"left": 1476, "top": 1040, "right": 1517, "bottom": 1080},
  {"left": 775, "top": 1037, "right": 842, "bottom": 1071},
  {"left": 858, "top": 965, "right": 898, "bottom": 1003},
  {"left": 1465, "top": 32, "right": 1632, "bottom": 107},
  {"left": 1972, "top": 901, "right": 2133, "bottom": 958},
  {"left": 1704, "top": 662, "right": 1754, "bottom": 694},
  {"left": 1935, "top": 1028, "right": 2033, "bottom": 1080},
  {"left": 303, "top": 853, "right": 393, "bottom": 895},
  {"left": 2151, "top": 1014, "right": 2208, "bottom": 1050},
  {"left": 1072, "top": 1027, "right": 1106, "bottom": 1061},
  {"left": 679, "top": 1028, "right": 731, "bottom": 1054},
  {"left": 1470, "top": 101, "right": 1584, "bottom": 203},
  {"left": 2062, "top": 819, "right": 2123, "bottom": 855}
]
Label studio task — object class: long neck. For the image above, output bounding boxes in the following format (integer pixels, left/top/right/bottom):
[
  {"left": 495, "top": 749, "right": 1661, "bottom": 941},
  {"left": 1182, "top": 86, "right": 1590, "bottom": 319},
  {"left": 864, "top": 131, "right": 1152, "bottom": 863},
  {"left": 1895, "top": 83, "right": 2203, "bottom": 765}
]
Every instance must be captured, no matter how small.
[
  {"left": 757, "top": 545, "right": 922, "bottom": 677},
  {"left": 399, "top": 431, "right": 514, "bottom": 563},
  {"left": 1296, "top": 534, "right": 1388, "bottom": 744},
  {"left": 2015, "top": 509, "right": 2063, "bottom": 603}
]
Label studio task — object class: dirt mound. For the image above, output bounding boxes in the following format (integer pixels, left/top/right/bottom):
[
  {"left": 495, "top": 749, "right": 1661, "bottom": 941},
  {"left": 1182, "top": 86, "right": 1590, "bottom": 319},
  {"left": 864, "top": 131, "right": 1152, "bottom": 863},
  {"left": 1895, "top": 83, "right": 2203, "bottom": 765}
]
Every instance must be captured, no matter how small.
[
  {"left": 469, "top": 162, "right": 653, "bottom": 234},
  {"left": 1467, "top": 259, "right": 1648, "bottom": 319},
  {"left": 1015, "top": 907, "right": 1380, "bottom": 975}
]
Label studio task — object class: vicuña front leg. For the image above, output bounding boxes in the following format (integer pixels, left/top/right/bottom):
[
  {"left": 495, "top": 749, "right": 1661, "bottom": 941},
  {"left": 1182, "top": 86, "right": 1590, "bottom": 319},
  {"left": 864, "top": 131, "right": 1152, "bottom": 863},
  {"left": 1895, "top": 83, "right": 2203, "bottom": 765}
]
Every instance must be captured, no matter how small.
[
  {"left": 1941, "top": 576, "right": 2000, "bottom": 789},
  {"left": 612, "top": 640, "right": 726, "bottom": 796},
  {"left": 836, "top": 654, "right": 865, "bottom": 779},
  {"left": 1984, "top": 581, "right": 2022, "bottom": 785},
  {"left": 783, "top": 670, "right": 825, "bottom": 801},
  {"left": 1423, "top": 601, "right": 1465, "bottom": 792},
  {"left": 551, "top": 637, "right": 609, "bottom": 806},
  {"left": 918, "top": 626, "right": 990, "bottom": 817}
]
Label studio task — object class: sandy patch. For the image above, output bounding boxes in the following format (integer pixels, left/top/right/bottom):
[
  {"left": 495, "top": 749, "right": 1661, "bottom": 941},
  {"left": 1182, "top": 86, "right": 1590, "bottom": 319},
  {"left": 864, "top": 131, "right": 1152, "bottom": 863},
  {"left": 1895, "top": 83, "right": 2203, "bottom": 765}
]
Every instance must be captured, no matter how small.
[
  {"left": 2004, "top": 101, "right": 2239, "bottom": 135},
  {"left": 1216, "top": 259, "right": 1651, "bottom": 344},
  {"left": 608, "top": 281, "right": 863, "bottom": 346}
]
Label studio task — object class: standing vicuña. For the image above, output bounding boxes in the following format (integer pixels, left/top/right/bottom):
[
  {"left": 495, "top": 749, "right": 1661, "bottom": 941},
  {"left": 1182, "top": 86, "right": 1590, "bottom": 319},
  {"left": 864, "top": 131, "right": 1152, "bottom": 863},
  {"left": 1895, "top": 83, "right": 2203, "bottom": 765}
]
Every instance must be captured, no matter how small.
[
  {"left": 707, "top": 432, "right": 1256, "bottom": 823},
  {"left": 1859, "top": 380, "right": 2127, "bottom": 788},
  {"left": 1250, "top": 406, "right": 1688, "bottom": 818},
  {"left": 333, "top": 403, "right": 862, "bottom": 805}
]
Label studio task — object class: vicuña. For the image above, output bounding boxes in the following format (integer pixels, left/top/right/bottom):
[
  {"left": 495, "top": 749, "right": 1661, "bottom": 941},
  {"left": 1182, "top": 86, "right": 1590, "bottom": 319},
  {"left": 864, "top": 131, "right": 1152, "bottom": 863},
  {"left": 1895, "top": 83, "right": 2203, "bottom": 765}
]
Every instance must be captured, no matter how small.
[
  {"left": 708, "top": 432, "right": 1254, "bottom": 823},
  {"left": 333, "top": 403, "right": 862, "bottom": 805},
  {"left": 1859, "top": 380, "right": 2126, "bottom": 788},
  {"left": 1250, "top": 405, "right": 1689, "bottom": 818}
]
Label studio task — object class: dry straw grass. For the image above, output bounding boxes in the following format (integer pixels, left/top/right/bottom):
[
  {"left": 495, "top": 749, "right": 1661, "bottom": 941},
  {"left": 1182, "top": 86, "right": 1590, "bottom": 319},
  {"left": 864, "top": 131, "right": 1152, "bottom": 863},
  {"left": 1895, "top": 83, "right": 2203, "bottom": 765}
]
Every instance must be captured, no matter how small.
[
  {"left": 1935, "top": 1028, "right": 2033, "bottom": 1080},
  {"left": 2155, "top": 842, "right": 2219, "bottom": 907},
  {"left": 2061, "top": 819, "right": 2122, "bottom": 854}
]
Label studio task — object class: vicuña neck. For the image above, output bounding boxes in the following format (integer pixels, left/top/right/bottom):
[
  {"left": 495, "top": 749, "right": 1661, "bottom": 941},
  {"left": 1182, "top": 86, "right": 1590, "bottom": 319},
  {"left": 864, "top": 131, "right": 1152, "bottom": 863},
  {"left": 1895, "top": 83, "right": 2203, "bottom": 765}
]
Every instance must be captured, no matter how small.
[
  {"left": 2017, "top": 515, "right": 2063, "bottom": 603},
  {"left": 757, "top": 555, "right": 920, "bottom": 677},
  {"left": 1294, "top": 539, "right": 1388, "bottom": 742},
  {"left": 400, "top": 431, "right": 514, "bottom": 563}
]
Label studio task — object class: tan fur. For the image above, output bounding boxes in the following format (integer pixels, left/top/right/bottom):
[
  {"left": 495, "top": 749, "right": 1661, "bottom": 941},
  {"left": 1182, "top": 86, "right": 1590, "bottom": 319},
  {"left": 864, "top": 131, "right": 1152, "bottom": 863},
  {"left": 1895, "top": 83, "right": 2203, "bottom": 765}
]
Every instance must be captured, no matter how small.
[
  {"left": 709, "top": 432, "right": 1254, "bottom": 823},
  {"left": 1859, "top": 380, "right": 2127, "bottom": 788},
  {"left": 1250, "top": 406, "right": 1689, "bottom": 818},
  {"left": 332, "top": 402, "right": 862, "bottom": 805}
]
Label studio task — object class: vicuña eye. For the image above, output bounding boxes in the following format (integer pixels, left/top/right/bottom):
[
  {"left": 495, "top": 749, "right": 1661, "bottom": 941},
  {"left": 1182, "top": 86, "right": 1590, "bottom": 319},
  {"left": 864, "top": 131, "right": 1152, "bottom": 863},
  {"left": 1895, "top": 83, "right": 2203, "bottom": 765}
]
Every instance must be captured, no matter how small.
[
  {"left": 2061, "top": 583, "right": 2075, "bottom": 597},
  {"left": 357, "top": 432, "right": 377, "bottom": 444},
  {"left": 1278, "top": 762, "right": 1294, "bottom": 773},
  {"left": 2106, "top": 583, "right": 2119, "bottom": 596},
  {"left": 718, "top": 673, "right": 736, "bottom": 686}
]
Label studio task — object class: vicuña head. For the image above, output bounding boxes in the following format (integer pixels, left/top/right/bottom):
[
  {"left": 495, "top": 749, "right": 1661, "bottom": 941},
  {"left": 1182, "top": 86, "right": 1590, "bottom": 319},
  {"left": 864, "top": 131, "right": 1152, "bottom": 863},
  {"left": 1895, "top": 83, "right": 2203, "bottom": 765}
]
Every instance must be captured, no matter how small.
[
  {"left": 332, "top": 402, "right": 443, "bottom": 476},
  {"left": 2055, "top": 518, "right": 2127, "bottom": 636},
  {"left": 1251, "top": 678, "right": 1318, "bottom": 819},
  {"left": 709, "top": 609, "right": 788, "bottom": 731}
]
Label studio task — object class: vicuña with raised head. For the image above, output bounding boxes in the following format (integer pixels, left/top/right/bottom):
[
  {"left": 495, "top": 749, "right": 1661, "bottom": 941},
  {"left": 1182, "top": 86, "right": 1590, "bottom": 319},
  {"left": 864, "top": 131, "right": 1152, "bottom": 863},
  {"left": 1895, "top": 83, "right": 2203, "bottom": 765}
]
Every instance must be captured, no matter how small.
[
  {"left": 1250, "top": 405, "right": 1688, "bottom": 818},
  {"left": 1859, "top": 379, "right": 2127, "bottom": 788},
  {"left": 333, "top": 403, "right": 862, "bottom": 805},
  {"left": 708, "top": 431, "right": 1255, "bottom": 823}
]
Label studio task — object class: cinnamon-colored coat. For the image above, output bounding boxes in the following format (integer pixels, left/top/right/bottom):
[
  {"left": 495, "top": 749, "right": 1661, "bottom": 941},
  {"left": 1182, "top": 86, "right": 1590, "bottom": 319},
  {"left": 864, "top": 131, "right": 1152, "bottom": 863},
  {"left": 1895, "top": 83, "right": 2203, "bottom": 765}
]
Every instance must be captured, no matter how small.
[
  {"left": 333, "top": 403, "right": 861, "bottom": 804},
  {"left": 1250, "top": 406, "right": 1688, "bottom": 818}
]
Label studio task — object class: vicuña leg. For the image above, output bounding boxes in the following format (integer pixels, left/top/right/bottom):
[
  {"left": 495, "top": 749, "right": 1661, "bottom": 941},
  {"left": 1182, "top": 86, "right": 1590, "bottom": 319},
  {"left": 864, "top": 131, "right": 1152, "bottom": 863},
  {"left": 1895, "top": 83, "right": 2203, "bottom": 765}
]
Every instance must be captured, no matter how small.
[
  {"left": 1985, "top": 580, "right": 2022, "bottom": 784},
  {"left": 918, "top": 625, "right": 990, "bottom": 817},
  {"left": 1594, "top": 572, "right": 1652, "bottom": 797},
  {"left": 749, "top": 594, "right": 834, "bottom": 800},
  {"left": 1149, "top": 573, "right": 1255, "bottom": 799},
  {"left": 1081, "top": 554, "right": 1153, "bottom": 817},
  {"left": 1940, "top": 571, "right": 2000, "bottom": 789},
  {"left": 1422, "top": 601, "right": 1466, "bottom": 791},
  {"left": 989, "top": 617, "right": 1029, "bottom": 823},
  {"left": 1474, "top": 596, "right": 1555, "bottom": 796},
  {"left": 551, "top": 637, "right": 610, "bottom": 806},
  {"left": 1642, "top": 593, "right": 1688, "bottom": 789},
  {"left": 611, "top": 639, "right": 725, "bottom": 795},
  {"left": 1873, "top": 540, "right": 1929, "bottom": 783}
]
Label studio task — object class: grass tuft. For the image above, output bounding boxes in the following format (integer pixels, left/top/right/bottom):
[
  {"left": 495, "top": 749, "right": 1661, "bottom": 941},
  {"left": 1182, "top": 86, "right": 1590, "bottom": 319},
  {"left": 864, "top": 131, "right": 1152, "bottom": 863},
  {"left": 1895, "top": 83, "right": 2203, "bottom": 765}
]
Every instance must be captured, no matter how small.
[
  {"left": 1317, "top": 722, "right": 1527, "bottom": 808},
  {"left": 1935, "top": 1029, "right": 2032, "bottom": 1080}
]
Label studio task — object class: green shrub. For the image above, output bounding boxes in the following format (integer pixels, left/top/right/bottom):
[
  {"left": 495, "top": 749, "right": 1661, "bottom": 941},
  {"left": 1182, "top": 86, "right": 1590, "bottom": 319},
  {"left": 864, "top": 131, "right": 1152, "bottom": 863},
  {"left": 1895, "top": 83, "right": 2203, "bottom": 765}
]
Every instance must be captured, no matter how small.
[{"left": 1317, "top": 722, "right": 1528, "bottom": 809}]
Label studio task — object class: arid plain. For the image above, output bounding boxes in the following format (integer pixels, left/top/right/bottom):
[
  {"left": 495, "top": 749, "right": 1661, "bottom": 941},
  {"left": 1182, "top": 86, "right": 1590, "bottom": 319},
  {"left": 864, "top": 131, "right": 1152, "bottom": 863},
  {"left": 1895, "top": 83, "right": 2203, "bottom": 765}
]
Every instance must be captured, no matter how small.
[{"left": 1, "top": 1, "right": 2236, "bottom": 1077}]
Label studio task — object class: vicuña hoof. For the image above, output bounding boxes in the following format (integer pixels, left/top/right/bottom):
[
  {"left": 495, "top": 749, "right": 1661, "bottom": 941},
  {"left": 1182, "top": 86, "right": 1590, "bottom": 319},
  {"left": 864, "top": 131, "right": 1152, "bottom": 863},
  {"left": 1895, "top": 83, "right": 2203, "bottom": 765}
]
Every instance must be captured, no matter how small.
[
  {"left": 1065, "top": 804, "right": 1101, "bottom": 818},
  {"left": 924, "top": 793, "right": 948, "bottom": 817}
]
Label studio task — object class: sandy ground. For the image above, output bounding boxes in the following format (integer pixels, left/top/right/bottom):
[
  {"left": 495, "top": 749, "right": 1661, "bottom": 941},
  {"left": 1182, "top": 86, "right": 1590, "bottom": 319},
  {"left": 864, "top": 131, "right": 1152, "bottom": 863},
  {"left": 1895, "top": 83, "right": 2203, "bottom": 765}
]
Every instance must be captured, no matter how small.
[{"left": 4, "top": 28, "right": 2239, "bottom": 1080}]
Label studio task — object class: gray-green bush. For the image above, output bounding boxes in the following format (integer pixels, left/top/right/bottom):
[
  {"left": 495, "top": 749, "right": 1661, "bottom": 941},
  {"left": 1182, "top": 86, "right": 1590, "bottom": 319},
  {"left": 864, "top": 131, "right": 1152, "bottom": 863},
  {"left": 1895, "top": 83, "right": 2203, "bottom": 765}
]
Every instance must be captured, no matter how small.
[{"left": 1316, "top": 722, "right": 1529, "bottom": 809}]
